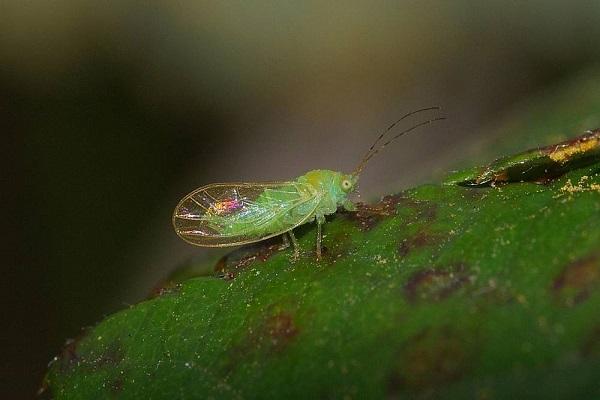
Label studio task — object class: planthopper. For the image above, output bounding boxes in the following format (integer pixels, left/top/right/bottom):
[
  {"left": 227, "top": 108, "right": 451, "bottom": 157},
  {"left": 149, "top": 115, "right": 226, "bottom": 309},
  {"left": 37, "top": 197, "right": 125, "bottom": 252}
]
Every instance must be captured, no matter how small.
[{"left": 172, "top": 107, "right": 445, "bottom": 260}]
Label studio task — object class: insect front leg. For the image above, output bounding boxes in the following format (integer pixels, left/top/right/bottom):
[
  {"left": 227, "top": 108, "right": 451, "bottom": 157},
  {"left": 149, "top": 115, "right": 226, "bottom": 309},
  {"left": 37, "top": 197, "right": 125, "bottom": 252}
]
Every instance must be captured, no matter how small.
[
  {"left": 316, "top": 214, "right": 326, "bottom": 261},
  {"left": 342, "top": 199, "right": 357, "bottom": 212}
]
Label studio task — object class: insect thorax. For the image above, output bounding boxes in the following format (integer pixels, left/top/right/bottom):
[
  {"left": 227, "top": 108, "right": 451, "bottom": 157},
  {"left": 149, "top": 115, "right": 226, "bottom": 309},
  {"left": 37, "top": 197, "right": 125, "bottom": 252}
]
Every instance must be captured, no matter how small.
[{"left": 297, "top": 169, "right": 349, "bottom": 216}]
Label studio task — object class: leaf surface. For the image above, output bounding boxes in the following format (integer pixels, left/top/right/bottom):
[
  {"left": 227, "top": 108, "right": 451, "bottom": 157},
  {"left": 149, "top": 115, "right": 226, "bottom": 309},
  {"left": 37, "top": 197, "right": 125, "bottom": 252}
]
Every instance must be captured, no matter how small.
[{"left": 46, "top": 71, "right": 600, "bottom": 399}]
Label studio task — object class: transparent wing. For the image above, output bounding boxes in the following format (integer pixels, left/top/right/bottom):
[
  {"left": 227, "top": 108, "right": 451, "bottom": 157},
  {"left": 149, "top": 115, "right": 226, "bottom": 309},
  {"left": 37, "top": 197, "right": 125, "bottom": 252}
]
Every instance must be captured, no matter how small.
[{"left": 172, "top": 181, "right": 321, "bottom": 247}]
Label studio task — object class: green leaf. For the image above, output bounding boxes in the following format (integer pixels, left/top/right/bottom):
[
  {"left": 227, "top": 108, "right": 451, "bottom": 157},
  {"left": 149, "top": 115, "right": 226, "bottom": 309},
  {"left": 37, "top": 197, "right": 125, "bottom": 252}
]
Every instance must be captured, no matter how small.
[{"left": 46, "top": 74, "right": 600, "bottom": 399}]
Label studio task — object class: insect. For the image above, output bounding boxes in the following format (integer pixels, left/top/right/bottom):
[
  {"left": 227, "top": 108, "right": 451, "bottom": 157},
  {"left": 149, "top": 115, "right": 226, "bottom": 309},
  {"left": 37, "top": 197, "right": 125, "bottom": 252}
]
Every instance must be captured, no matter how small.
[{"left": 173, "top": 107, "right": 445, "bottom": 260}]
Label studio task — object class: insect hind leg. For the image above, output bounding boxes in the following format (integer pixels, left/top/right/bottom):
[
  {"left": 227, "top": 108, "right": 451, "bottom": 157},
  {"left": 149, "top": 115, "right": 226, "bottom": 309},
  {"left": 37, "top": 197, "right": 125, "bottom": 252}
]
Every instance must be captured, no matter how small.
[
  {"left": 287, "top": 230, "right": 300, "bottom": 261},
  {"left": 280, "top": 232, "right": 290, "bottom": 249}
]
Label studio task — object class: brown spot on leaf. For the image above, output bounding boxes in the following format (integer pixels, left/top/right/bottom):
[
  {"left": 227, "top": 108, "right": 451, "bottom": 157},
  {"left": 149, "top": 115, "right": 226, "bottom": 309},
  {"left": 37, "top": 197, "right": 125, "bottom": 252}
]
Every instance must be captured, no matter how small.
[
  {"left": 415, "top": 202, "right": 438, "bottom": 223},
  {"left": 85, "top": 340, "right": 126, "bottom": 372},
  {"left": 348, "top": 195, "right": 399, "bottom": 231},
  {"left": 387, "top": 326, "right": 473, "bottom": 395},
  {"left": 55, "top": 332, "right": 125, "bottom": 377},
  {"left": 321, "top": 230, "right": 355, "bottom": 264},
  {"left": 263, "top": 313, "right": 299, "bottom": 351},
  {"left": 581, "top": 325, "right": 600, "bottom": 358},
  {"left": 396, "top": 196, "right": 437, "bottom": 225},
  {"left": 552, "top": 254, "right": 600, "bottom": 307},
  {"left": 346, "top": 194, "right": 437, "bottom": 231},
  {"left": 459, "top": 186, "right": 488, "bottom": 201},
  {"left": 148, "top": 282, "right": 183, "bottom": 299},
  {"left": 55, "top": 329, "right": 90, "bottom": 373},
  {"left": 215, "top": 238, "right": 283, "bottom": 279},
  {"left": 398, "top": 232, "right": 444, "bottom": 257},
  {"left": 222, "top": 306, "right": 300, "bottom": 375},
  {"left": 58, "top": 338, "right": 82, "bottom": 372},
  {"left": 405, "top": 263, "right": 472, "bottom": 303},
  {"left": 110, "top": 376, "right": 124, "bottom": 393}
]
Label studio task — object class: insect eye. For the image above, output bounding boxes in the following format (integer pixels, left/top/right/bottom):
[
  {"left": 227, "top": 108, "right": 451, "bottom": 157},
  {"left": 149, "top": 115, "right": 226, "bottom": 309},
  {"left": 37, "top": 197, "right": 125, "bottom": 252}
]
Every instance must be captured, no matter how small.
[{"left": 342, "top": 180, "right": 352, "bottom": 191}]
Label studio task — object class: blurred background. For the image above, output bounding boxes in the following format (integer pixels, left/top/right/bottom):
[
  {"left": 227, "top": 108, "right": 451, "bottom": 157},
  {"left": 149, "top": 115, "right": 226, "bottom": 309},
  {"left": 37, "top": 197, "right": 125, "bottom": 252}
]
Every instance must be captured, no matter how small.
[{"left": 4, "top": 1, "right": 600, "bottom": 397}]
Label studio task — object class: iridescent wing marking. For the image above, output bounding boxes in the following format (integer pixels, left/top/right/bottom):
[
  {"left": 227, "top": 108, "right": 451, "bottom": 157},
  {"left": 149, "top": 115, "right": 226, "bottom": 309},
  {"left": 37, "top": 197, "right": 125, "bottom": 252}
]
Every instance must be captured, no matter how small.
[{"left": 172, "top": 182, "right": 321, "bottom": 247}]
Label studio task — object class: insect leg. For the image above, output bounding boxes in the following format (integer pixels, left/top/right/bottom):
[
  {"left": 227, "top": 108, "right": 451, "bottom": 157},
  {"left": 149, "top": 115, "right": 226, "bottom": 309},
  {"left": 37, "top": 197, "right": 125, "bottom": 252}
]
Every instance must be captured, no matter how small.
[
  {"left": 288, "top": 230, "right": 300, "bottom": 260},
  {"left": 281, "top": 233, "right": 290, "bottom": 249},
  {"left": 316, "top": 215, "right": 326, "bottom": 261}
]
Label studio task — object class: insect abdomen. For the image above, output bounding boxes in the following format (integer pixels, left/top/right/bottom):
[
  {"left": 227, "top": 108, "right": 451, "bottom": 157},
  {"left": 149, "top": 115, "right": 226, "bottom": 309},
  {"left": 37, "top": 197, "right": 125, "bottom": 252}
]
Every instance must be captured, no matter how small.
[{"left": 203, "top": 185, "right": 315, "bottom": 237}]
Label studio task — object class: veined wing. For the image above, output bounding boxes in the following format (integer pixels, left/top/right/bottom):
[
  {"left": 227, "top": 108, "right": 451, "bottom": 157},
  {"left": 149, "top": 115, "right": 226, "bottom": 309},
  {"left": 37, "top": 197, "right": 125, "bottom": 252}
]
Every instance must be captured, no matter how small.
[{"left": 172, "top": 181, "right": 321, "bottom": 247}]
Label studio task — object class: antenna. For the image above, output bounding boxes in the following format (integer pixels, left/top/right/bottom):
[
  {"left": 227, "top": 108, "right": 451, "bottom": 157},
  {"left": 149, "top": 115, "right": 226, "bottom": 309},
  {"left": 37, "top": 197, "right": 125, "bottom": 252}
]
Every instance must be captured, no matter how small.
[{"left": 352, "top": 107, "right": 446, "bottom": 176}]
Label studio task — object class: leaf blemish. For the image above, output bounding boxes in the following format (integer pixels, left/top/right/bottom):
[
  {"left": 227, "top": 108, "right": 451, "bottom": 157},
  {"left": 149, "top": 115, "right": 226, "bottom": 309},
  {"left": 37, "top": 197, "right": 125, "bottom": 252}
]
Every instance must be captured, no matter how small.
[
  {"left": 215, "top": 239, "right": 282, "bottom": 279},
  {"left": 109, "top": 376, "right": 124, "bottom": 393},
  {"left": 344, "top": 194, "right": 437, "bottom": 234},
  {"left": 320, "top": 230, "right": 354, "bottom": 264},
  {"left": 398, "top": 232, "right": 445, "bottom": 257},
  {"left": 548, "top": 130, "right": 600, "bottom": 163},
  {"left": 223, "top": 309, "right": 299, "bottom": 375},
  {"left": 387, "top": 326, "right": 473, "bottom": 395},
  {"left": 57, "top": 336, "right": 84, "bottom": 373},
  {"left": 347, "top": 195, "right": 401, "bottom": 231},
  {"left": 559, "top": 175, "right": 600, "bottom": 194},
  {"left": 57, "top": 333, "right": 126, "bottom": 387},
  {"left": 264, "top": 312, "right": 299, "bottom": 349},
  {"left": 551, "top": 253, "right": 600, "bottom": 307},
  {"left": 88, "top": 340, "right": 126, "bottom": 372},
  {"left": 404, "top": 263, "right": 472, "bottom": 303},
  {"left": 455, "top": 130, "right": 600, "bottom": 187},
  {"left": 149, "top": 282, "right": 183, "bottom": 299},
  {"left": 581, "top": 325, "right": 600, "bottom": 358}
]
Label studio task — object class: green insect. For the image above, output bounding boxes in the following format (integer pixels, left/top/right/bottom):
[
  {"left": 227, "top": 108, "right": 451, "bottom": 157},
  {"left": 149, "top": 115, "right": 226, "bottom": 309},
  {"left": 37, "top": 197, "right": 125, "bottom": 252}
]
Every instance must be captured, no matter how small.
[{"left": 173, "top": 107, "right": 445, "bottom": 260}]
